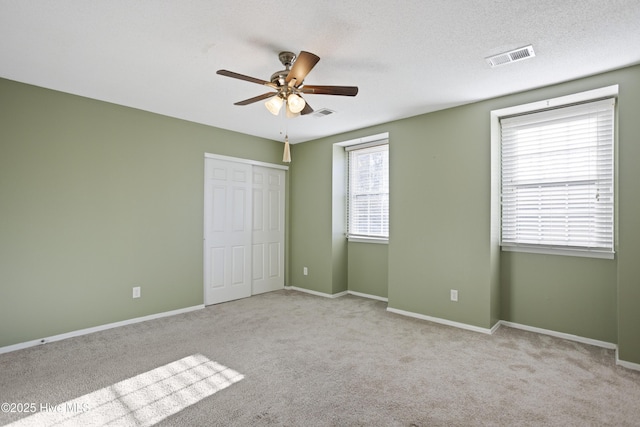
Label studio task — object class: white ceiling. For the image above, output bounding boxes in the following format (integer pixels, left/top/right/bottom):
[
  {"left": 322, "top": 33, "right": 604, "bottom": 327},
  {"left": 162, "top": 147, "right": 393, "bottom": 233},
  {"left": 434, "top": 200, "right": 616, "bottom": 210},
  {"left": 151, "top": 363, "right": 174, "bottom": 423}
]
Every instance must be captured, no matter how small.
[{"left": 1, "top": 1, "right": 639, "bottom": 144}]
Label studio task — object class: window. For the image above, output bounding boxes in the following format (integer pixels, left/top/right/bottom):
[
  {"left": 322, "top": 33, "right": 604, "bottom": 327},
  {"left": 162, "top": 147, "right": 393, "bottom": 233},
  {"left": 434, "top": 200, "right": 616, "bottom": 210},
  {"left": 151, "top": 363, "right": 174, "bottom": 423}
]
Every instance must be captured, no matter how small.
[
  {"left": 347, "top": 142, "right": 389, "bottom": 241},
  {"left": 499, "top": 97, "right": 615, "bottom": 258}
]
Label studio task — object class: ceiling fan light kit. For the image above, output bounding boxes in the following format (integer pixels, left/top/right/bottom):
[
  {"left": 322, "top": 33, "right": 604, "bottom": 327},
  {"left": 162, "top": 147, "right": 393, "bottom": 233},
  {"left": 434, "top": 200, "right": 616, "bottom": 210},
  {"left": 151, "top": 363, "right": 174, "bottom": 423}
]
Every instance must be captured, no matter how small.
[
  {"left": 265, "top": 95, "right": 283, "bottom": 115},
  {"left": 264, "top": 93, "right": 306, "bottom": 116},
  {"left": 217, "top": 50, "right": 359, "bottom": 162},
  {"left": 286, "top": 93, "right": 306, "bottom": 114}
]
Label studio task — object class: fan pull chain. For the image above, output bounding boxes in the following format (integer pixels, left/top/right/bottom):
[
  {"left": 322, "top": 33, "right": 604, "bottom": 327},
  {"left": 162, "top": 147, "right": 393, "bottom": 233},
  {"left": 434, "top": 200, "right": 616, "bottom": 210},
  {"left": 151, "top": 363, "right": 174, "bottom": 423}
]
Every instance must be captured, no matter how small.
[
  {"left": 283, "top": 134, "right": 291, "bottom": 163},
  {"left": 281, "top": 106, "right": 291, "bottom": 163}
]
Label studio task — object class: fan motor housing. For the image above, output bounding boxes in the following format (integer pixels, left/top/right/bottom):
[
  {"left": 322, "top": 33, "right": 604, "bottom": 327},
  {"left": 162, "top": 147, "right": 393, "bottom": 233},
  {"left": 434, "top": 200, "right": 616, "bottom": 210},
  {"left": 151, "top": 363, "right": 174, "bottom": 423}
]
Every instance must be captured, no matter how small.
[
  {"left": 270, "top": 70, "right": 289, "bottom": 87},
  {"left": 271, "top": 51, "right": 297, "bottom": 87}
]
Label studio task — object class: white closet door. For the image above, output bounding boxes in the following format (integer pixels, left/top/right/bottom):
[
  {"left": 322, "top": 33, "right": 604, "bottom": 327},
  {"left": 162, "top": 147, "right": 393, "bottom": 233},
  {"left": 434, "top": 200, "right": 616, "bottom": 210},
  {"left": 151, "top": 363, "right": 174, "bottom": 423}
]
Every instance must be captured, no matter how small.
[
  {"left": 204, "top": 158, "right": 252, "bottom": 305},
  {"left": 251, "top": 166, "right": 285, "bottom": 295}
]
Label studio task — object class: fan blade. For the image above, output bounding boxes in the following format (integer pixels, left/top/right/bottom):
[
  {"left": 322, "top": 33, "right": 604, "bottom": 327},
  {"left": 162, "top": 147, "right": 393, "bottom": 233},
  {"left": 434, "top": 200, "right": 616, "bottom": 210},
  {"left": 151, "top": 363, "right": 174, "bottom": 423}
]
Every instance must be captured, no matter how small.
[
  {"left": 234, "top": 92, "right": 277, "bottom": 106},
  {"left": 300, "top": 85, "right": 359, "bottom": 96},
  {"left": 217, "top": 69, "right": 271, "bottom": 86},
  {"left": 285, "top": 51, "right": 320, "bottom": 86},
  {"left": 300, "top": 102, "right": 314, "bottom": 116}
]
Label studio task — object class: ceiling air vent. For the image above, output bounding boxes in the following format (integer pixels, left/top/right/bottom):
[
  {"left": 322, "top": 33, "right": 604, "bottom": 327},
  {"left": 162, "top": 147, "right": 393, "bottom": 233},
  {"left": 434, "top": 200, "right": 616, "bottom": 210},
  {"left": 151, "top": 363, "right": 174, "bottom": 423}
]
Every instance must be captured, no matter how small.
[
  {"left": 486, "top": 45, "right": 535, "bottom": 68},
  {"left": 312, "top": 108, "right": 335, "bottom": 118}
]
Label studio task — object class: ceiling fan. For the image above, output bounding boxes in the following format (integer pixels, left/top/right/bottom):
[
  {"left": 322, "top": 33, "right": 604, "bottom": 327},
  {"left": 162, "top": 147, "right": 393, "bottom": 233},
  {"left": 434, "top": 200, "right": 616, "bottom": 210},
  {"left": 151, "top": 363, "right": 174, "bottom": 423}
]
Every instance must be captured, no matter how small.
[{"left": 216, "top": 51, "right": 358, "bottom": 117}]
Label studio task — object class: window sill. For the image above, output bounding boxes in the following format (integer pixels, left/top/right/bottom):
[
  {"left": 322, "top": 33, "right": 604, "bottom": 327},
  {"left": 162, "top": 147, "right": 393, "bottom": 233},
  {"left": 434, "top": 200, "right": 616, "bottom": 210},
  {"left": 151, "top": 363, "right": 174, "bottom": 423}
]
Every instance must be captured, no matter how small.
[
  {"left": 347, "top": 236, "right": 389, "bottom": 244},
  {"left": 501, "top": 245, "right": 614, "bottom": 260}
]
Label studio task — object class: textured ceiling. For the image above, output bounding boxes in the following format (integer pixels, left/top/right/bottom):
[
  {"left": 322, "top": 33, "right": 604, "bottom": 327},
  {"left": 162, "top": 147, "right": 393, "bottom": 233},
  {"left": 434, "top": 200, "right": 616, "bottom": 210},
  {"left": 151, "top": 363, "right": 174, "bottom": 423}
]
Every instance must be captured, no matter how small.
[{"left": 1, "top": 0, "right": 639, "bottom": 143}]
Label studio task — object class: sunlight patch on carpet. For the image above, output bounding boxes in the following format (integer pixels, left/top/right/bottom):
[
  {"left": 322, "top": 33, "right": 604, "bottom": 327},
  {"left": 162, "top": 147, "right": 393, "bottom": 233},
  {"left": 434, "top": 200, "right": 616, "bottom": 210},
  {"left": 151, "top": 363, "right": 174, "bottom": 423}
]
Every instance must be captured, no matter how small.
[{"left": 7, "top": 354, "right": 244, "bottom": 427}]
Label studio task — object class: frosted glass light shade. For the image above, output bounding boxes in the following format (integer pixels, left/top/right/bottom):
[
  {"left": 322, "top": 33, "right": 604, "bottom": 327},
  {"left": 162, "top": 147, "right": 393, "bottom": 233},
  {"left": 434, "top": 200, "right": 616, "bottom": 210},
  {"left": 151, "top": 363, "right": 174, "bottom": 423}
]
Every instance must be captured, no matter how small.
[
  {"left": 287, "top": 94, "right": 306, "bottom": 114},
  {"left": 265, "top": 96, "right": 283, "bottom": 115}
]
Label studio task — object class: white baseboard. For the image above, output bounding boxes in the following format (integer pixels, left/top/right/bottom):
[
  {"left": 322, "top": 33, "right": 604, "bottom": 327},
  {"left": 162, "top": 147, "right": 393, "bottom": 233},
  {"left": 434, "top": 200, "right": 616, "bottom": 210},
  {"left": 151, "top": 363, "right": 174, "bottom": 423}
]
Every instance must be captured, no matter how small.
[
  {"left": 285, "top": 286, "right": 387, "bottom": 302},
  {"left": 347, "top": 290, "right": 388, "bottom": 302},
  {"left": 0, "top": 305, "right": 205, "bottom": 355},
  {"left": 490, "top": 321, "right": 502, "bottom": 334},
  {"left": 499, "top": 320, "right": 617, "bottom": 350},
  {"left": 285, "top": 286, "right": 348, "bottom": 299},
  {"left": 285, "top": 288, "right": 640, "bottom": 370},
  {"left": 288, "top": 288, "right": 493, "bottom": 334},
  {"left": 6, "top": 291, "right": 640, "bottom": 372},
  {"left": 500, "top": 321, "right": 640, "bottom": 371},
  {"left": 616, "top": 350, "right": 640, "bottom": 372},
  {"left": 387, "top": 307, "right": 496, "bottom": 335}
]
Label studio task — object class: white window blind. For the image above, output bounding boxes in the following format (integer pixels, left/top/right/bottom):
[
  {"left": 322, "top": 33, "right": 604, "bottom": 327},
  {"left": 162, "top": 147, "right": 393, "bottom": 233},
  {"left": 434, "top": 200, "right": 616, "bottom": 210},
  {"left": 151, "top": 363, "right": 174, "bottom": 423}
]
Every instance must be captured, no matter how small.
[
  {"left": 500, "top": 98, "right": 614, "bottom": 256},
  {"left": 347, "top": 142, "right": 389, "bottom": 239}
]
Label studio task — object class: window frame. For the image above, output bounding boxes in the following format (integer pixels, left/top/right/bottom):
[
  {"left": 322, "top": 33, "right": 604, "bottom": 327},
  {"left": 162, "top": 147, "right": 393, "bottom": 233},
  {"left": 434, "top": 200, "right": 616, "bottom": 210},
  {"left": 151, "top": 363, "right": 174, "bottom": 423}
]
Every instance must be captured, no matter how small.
[
  {"left": 491, "top": 86, "right": 618, "bottom": 259},
  {"left": 342, "top": 136, "right": 389, "bottom": 243}
]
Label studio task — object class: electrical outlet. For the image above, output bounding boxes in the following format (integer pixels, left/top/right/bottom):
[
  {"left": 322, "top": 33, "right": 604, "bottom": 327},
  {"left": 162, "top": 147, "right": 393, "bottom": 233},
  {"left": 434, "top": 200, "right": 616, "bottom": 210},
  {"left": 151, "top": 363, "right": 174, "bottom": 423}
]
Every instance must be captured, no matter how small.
[
  {"left": 133, "top": 286, "right": 141, "bottom": 299},
  {"left": 303, "top": 267, "right": 308, "bottom": 276},
  {"left": 450, "top": 289, "right": 458, "bottom": 302}
]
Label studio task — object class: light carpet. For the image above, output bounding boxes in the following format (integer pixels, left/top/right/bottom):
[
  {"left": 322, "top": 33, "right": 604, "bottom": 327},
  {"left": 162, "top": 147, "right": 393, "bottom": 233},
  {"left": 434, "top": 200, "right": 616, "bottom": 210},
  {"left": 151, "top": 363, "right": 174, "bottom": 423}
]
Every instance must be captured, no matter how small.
[{"left": 1, "top": 290, "right": 639, "bottom": 426}]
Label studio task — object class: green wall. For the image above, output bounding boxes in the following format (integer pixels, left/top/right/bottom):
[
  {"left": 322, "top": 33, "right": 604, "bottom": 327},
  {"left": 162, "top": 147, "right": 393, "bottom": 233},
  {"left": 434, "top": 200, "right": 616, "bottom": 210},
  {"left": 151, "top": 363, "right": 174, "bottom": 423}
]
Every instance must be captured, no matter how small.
[
  {"left": 347, "top": 243, "right": 388, "bottom": 298},
  {"left": 386, "top": 105, "right": 497, "bottom": 329},
  {"left": 0, "top": 78, "right": 284, "bottom": 347},
  {"left": 288, "top": 139, "right": 334, "bottom": 293},
  {"left": 3, "top": 64, "right": 640, "bottom": 365},
  {"left": 616, "top": 69, "right": 640, "bottom": 362},
  {"left": 331, "top": 145, "right": 348, "bottom": 294},
  {"left": 501, "top": 252, "right": 617, "bottom": 342},
  {"left": 289, "top": 64, "right": 640, "bottom": 364}
]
